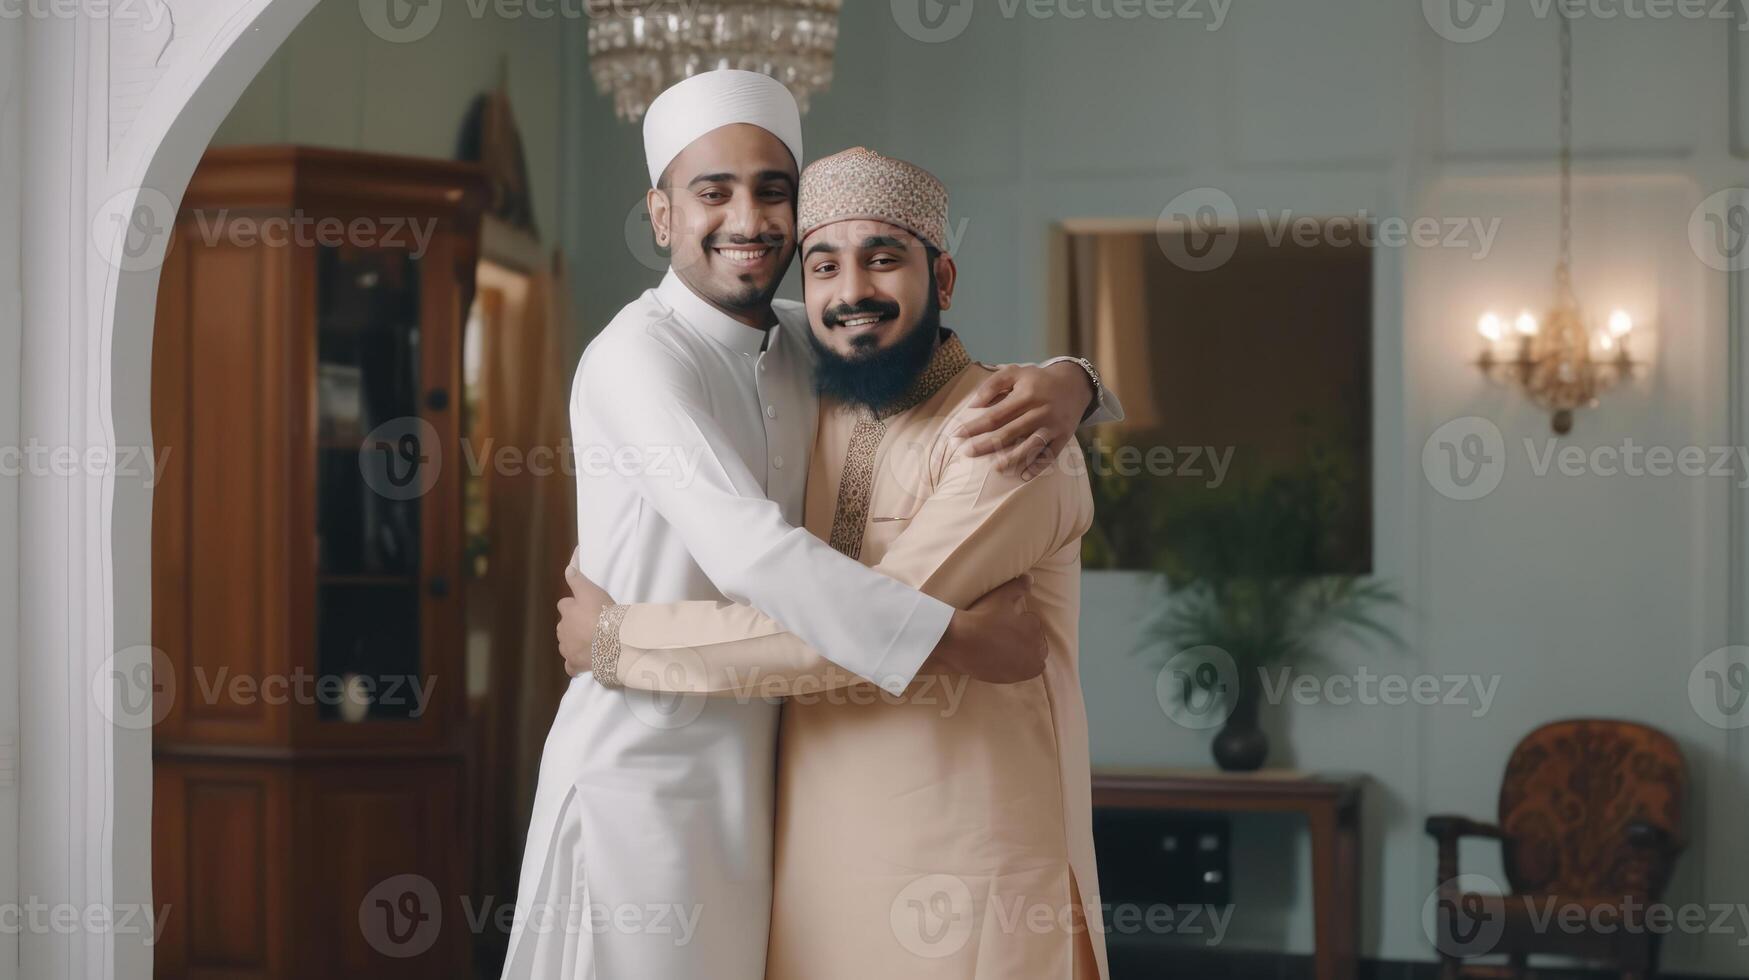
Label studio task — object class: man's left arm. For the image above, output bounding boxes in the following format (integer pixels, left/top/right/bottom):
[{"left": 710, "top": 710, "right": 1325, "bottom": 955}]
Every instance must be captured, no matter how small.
[{"left": 582, "top": 437, "right": 1093, "bottom": 696}]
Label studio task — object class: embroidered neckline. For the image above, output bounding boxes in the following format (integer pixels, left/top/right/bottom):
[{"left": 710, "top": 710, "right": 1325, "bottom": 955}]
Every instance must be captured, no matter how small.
[{"left": 828, "top": 418, "right": 887, "bottom": 559}]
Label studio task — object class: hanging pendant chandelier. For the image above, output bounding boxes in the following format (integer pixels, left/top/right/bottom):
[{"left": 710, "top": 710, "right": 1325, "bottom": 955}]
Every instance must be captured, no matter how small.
[
  {"left": 585, "top": 0, "right": 845, "bottom": 122},
  {"left": 1472, "top": 4, "right": 1639, "bottom": 435}
]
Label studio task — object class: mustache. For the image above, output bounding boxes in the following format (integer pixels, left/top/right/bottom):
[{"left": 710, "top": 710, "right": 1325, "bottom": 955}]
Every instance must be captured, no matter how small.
[
  {"left": 821, "top": 299, "right": 902, "bottom": 328},
  {"left": 701, "top": 231, "right": 788, "bottom": 250}
]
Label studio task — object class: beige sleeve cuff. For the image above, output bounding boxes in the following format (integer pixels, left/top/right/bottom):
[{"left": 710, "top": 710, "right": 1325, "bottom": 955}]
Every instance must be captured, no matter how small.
[{"left": 589, "top": 604, "right": 630, "bottom": 688}]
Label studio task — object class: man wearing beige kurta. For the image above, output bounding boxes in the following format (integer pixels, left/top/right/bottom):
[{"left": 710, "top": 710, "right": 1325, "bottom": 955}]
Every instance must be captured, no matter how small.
[{"left": 574, "top": 148, "right": 1110, "bottom": 980}]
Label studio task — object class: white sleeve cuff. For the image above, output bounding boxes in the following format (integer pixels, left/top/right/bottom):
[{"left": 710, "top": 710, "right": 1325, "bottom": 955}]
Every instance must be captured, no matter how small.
[
  {"left": 867, "top": 593, "right": 954, "bottom": 695},
  {"left": 1084, "top": 383, "right": 1124, "bottom": 425}
]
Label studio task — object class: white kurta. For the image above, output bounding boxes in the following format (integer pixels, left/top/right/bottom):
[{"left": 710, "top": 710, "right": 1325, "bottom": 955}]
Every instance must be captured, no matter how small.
[{"left": 500, "top": 271, "right": 956, "bottom": 980}]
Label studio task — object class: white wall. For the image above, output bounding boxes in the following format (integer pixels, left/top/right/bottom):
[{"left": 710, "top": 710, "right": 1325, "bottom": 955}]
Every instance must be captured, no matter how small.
[
  {"left": 0, "top": 10, "right": 21, "bottom": 980},
  {"left": 563, "top": 2, "right": 1749, "bottom": 973}
]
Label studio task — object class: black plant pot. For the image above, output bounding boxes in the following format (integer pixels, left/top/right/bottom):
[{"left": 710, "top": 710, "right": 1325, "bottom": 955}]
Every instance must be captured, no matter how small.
[{"left": 1212, "top": 688, "right": 1269, "bottom": 772}]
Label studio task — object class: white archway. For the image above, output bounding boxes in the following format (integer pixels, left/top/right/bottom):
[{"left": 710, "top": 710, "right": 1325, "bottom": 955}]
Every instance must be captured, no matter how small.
[{"left": 15, "top": 0, "right": 316, "bottom": 975}]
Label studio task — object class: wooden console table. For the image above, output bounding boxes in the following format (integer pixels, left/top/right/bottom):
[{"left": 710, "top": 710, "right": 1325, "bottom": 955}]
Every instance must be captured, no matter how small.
[{"left": 1092, "top": 768, "right": 1365, "bottom": 980}]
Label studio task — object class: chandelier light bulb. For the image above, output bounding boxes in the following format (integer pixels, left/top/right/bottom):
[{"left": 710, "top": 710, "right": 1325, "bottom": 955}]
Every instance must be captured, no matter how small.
[
  {"left": 1515, "top": 311, "right": 1539, "bottom": 336},
  {"left": 1477, "top": 312, "right": 1503, "bottom": 342},
  {"left": 1597, "top": 330, "right": 1615, "bottom": 352},
  {"left": 1608, "top": 309, "right": 1634, "bottom": 337}
]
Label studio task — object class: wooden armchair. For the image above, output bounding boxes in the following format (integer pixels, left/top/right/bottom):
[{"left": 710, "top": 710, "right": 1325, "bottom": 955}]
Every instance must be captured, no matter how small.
[{"left": 1424, "top": 719, "right": 1688, "bottom": 980}]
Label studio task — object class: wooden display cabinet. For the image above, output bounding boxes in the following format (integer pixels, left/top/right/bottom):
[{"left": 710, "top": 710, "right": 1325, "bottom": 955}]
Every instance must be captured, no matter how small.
[{"left": 150, "top": 146, "right": 486, "bottom": 978}]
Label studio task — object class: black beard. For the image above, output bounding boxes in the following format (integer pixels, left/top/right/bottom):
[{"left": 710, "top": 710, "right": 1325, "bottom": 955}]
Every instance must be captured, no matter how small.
[{"left": 808, "top": 293, "right": 943, "bottom": 414}]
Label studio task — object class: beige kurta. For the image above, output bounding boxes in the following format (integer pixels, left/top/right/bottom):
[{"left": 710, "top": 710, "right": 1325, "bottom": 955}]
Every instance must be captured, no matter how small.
[{"left": 591, "top": 333, "right": 1109, "bottom": 980}]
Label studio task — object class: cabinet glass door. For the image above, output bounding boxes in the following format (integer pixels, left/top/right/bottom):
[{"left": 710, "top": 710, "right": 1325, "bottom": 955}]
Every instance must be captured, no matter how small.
[{"left": 314, "top": 244, "right": 425, "bottom": 722}]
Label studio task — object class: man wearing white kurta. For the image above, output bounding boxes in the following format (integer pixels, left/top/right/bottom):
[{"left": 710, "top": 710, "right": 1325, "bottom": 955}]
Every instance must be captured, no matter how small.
[{"left": 501, "top": 71, "right": 1119, "bottom": 980}]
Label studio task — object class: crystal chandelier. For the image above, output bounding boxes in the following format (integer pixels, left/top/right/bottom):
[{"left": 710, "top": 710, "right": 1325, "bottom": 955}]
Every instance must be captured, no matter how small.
[
  {"left": 1472, "top": 3, "right": 1639, "bottom": 435},
  {"left": 585, "top": 0, "right": 844, "bottom": 121}
]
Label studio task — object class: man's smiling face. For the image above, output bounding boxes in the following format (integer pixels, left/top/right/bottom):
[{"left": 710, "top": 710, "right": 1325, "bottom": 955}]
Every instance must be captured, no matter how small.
[
  {"left": 802, "top": 218, "right": 953, "bottom": 358},
  {"left": 649, "top": 123, "right": 799, "bottom": 324},
  {"left": 802, "top": 218, "right": 958, "bottom": 412}
]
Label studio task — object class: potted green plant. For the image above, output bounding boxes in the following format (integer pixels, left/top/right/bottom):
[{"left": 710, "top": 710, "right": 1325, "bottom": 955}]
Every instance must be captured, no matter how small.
[{"left": 1139, "top": 455, "right": 1401, "bottom": 771}]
